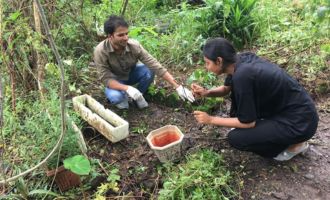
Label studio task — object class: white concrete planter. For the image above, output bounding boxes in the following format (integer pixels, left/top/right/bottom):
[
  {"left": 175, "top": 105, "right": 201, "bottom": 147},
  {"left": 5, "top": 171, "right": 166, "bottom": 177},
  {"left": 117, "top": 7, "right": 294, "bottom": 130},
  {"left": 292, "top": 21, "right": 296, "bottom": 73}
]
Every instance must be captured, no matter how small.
[
  {"left": 146, "top": 125, "right": 184, "bottom": 163},
  {"left": 72, "top": 94, "right": 129, "bottom": 143}
]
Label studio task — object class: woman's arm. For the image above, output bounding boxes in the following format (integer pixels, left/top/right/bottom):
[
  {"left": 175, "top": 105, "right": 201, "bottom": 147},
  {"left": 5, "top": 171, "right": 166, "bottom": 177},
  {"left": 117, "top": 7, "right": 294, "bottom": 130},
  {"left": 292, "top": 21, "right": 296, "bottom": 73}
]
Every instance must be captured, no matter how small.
[
  {"left": 193, "top": 111, "right": 255, "bottom": 129},
  {"left": 207, "top": 85, "right": 231, "bottom": 97},
  {"left": 191, "top": 84, "right": 231, "bottom": 98}
]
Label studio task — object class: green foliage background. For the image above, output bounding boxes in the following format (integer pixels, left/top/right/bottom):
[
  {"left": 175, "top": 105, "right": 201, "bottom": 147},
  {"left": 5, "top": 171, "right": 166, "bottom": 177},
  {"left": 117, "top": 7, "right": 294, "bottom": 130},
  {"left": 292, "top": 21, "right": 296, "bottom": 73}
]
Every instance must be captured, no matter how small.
[{"left": 0, "top": 0, "right": 329, "bottom": 198}]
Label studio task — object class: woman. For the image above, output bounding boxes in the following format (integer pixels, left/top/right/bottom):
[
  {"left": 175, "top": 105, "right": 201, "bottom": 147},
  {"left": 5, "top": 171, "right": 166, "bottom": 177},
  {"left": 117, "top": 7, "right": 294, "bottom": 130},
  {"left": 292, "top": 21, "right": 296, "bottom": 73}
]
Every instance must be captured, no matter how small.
[{"left": 192, "top": 38, "right": 318, "bottom": 161}]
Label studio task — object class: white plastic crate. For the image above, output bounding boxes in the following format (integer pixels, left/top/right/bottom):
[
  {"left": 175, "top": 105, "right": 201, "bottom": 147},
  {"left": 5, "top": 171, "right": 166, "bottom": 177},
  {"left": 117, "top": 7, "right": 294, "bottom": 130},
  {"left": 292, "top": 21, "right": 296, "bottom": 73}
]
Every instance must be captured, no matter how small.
[{"left": 72, "top": 94, "right": 129, "bottom": 143}]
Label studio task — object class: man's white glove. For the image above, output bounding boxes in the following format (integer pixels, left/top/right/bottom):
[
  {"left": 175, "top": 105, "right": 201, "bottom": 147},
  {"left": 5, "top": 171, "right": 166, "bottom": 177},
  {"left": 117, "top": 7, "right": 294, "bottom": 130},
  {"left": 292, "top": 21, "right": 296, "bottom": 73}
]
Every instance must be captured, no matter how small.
[
  {"left": 126, "top": 86, "right": 143, "bottom": 100},
  {"left": 176, "top": 85, "right": 195, "bottom": 103}
]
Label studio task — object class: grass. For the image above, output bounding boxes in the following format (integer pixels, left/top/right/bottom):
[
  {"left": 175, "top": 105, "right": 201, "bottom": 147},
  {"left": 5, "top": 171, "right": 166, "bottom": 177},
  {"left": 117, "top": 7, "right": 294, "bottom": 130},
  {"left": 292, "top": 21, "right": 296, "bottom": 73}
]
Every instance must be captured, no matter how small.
[
  {"left": 1, "top": 0, "right": 329, "bottom": 198},
  {"left": 253, "top": 0, "right": 330, "bottom": 94},
  {"left": 158, "top": 149, "right": 237, "bottom": 200}
]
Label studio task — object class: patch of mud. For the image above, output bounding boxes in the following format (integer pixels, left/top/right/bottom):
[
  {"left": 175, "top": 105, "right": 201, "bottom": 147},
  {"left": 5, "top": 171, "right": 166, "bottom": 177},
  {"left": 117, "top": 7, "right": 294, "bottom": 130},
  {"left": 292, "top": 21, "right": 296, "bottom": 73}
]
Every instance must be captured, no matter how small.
[{"left": 83, "top": 95, "right": 330, "bottom": 199}]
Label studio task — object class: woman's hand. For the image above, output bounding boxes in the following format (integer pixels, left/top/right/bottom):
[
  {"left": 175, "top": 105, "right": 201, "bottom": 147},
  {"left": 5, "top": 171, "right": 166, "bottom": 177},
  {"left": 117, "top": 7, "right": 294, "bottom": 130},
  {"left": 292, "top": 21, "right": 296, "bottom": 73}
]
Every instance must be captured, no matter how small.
[
  {"left": 193, "top": 111, "right": 213, "bottom": 124},
  {"left": 191, "top": 83, "right": 209, "bottom": 98}
]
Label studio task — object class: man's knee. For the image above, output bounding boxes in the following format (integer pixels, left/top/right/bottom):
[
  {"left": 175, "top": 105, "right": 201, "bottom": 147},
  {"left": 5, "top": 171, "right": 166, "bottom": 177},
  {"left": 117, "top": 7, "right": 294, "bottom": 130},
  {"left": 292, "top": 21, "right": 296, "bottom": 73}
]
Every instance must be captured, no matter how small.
[
  {"left": 143, "top": 67, "right": 154, "bottom": 81},
  {"left": 145, "top": 70, "right": 154, "bottom": 81},
  {"left": 105, "top": 89, "right": 125, "bottom": 104},
  {"left": 137, "top": 64, "right": 154, "bottom": 80}
]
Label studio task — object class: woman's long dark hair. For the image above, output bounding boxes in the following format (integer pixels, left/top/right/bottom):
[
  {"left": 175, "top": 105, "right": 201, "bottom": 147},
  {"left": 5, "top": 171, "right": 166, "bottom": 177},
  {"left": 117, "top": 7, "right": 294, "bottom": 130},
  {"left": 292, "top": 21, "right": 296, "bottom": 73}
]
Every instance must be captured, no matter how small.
[{"left": 203, "top": 37, "right": 237, "bottom": 67}]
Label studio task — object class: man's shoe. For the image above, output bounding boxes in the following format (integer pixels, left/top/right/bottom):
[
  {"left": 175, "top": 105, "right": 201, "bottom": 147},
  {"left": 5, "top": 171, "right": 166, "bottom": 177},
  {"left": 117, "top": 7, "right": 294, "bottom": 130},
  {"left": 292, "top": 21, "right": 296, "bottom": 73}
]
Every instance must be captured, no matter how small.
[
  {"left": 115, "top": 99, "right": 129, "bottom": 109},
  {"left": 135, "top": 96, "right": 148, "bottom": 109},
  {"left": 274, "top": 143, "right": 309, "bottom": 161}
]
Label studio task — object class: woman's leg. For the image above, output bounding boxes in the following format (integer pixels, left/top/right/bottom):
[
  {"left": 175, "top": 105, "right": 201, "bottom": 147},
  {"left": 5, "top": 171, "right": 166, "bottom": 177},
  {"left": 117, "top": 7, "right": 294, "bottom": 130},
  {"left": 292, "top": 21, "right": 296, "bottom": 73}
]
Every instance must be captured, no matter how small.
[
  {"left": 228, "top": 119, "right": 290, "bottom": 158},
  {"left": 286, "top": 142, "right": 307, "bottom": 152}
]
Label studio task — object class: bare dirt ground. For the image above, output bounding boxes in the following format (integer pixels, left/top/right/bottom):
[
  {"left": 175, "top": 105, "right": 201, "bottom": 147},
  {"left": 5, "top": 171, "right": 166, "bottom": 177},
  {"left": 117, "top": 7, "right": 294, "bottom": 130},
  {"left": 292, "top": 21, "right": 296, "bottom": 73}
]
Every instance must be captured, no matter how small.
[
  {"left": 224, "top": 97, "right": 330, "bottom": 200},
  {"left": 84, "top": 88, "right": 330, "bottom": 199}
]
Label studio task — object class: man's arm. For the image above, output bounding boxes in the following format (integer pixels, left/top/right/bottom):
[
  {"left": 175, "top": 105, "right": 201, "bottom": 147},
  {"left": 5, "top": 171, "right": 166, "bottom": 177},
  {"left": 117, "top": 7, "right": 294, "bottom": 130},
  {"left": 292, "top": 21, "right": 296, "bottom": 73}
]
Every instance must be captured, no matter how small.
[
  {"left": 94, "top": 45, "right": 118, "bottom": 87},
  {"left": 137, "top": 44, "right": 168, "bottom": 78},
  {"left": 107, "top": 79, "right": 128, "bottom": 91},
  {"left": 161, "top": 71, "right": 180, "bottom": 89},
  {"left": 136, "top": 41, "right": 194, "bottom": 102}
]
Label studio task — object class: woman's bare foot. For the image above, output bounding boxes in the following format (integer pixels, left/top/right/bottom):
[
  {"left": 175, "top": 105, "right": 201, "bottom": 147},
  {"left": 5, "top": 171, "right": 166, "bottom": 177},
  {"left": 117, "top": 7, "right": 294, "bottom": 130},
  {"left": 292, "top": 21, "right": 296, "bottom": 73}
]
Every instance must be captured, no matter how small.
[
  {"left": 274, "top": 142, "right": 309, "bottom": 161},
  {"left": 287, "top": 142, "right": 307, "bottom": 153}
]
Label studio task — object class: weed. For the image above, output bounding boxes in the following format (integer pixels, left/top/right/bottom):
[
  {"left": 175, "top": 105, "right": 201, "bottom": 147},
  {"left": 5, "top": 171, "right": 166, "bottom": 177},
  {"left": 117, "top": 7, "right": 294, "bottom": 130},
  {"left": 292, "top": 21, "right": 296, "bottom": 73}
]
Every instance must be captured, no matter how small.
[
  {"left": 186, "top": 68, "right": 220, "bottom": 89},
  {"left": 131, "top": 122, "right": 148, "bottom": 135},
  {"left": 186, "top": 68, "right": 225, "bottom": 112},
  {"left": 192, "top": 98, "right": 224, "bottom": 113},
  {"left": 254, "top": 0, "right": 329, "bottom": 94},
  {"left": 158, "top": 149, "right": 237, "bottom": 199},
  {"left": 93, "top": 166, "right": 121, "bottom": 199},
  {"left": 202, "top": 0, "right": 258, "bottom": 48},
  {"left": 107, "top": 168, "right": 121, "bottom": 183}
]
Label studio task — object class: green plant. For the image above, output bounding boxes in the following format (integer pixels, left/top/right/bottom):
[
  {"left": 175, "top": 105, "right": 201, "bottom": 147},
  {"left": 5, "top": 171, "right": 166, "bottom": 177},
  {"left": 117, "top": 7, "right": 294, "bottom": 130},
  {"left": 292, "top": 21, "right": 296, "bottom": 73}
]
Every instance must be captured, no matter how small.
[
  {"left": 131, "top": 122, "right": 148, "bottom": 135},
  {"left": 1, "top": 86, "right": 83, "bottom": 196},
  {"left": 202, "top": 0, "right": 258, "bottom": 48},
  {"left": 158, "top": 149, "right": 237, "bottom": 199},
  {"left": 146, "top": 84, "right": 183, "bottom": 108},
  {"left": 186, "top": 68, "right": 224, "bottom": 112},
  {"left": 147, "top": 84, "right": 166, "bottom": 99},
  {"left": 107, "top": 168, "right": 121, "bottom": 183},
  {"left": 254, "top": 0, "right": 329, "bottom": 95},
  {"left": 63, "top": 155, "right": 91, "bottom": 175},
  {"left": 94, "top": 182, "right": 120, "bottom": 200},
  {"left": 129, "top": 26, "right": 160, "bottom": 54},
  {"left": 93, "top": 167, "right": 121, "bottom": 200},
  {"left": 129, "top": 165, "right": 146, "bottom": 175},
  {"left": 192, "top": 97, "right": 223, "bottom": 112},
  {"left": 186, "top": 68, "right": 219, "bottom": 89}
]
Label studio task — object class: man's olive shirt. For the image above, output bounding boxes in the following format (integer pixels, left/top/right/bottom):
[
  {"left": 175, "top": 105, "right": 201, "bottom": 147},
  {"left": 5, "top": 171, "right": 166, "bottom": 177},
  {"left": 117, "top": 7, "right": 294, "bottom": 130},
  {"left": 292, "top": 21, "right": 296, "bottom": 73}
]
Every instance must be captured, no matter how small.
[{"left": 94, "top": 38, "right": 167, "bottom": 87}]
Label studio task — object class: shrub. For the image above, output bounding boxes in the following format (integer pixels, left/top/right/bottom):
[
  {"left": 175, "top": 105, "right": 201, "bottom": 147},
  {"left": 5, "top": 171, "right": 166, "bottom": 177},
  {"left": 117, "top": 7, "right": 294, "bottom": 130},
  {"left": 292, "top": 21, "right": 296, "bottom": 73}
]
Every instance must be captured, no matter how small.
[{"left": 203, "top": 0, "right": 258, "bottom": 48}]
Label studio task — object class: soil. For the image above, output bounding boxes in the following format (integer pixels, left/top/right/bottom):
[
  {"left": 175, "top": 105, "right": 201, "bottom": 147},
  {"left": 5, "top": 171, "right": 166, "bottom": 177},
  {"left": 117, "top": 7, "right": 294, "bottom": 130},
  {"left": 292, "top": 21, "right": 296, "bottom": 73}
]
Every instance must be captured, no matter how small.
[{"left": 82, "top": 88, "right": 330, "bottom": 199}]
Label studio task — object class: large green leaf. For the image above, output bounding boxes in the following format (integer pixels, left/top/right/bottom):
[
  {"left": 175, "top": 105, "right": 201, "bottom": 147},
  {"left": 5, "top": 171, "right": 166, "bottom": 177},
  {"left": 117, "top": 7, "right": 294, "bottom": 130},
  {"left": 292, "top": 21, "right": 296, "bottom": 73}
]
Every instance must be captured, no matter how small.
[
  {"left": 9, "top": 11, "right": 21, "bottom": 21},
  {"left": 63, "top": 155, "right": 91, "bottom": 175}
]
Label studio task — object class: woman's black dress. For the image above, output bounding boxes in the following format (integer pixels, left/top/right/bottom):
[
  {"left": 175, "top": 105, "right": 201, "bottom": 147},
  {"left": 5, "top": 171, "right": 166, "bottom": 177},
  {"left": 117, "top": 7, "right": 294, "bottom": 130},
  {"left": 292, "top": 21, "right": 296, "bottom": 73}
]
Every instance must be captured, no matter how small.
[{"left": 226, "top": 53, "right": 318, "bottom": 157}]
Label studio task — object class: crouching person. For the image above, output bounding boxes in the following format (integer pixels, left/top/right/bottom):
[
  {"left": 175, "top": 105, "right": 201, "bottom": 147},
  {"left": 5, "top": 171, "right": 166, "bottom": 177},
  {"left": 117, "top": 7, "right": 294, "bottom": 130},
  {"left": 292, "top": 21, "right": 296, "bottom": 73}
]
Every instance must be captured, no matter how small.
[{"left": 94, "top": 15, "right": 194, "bottom": 109}]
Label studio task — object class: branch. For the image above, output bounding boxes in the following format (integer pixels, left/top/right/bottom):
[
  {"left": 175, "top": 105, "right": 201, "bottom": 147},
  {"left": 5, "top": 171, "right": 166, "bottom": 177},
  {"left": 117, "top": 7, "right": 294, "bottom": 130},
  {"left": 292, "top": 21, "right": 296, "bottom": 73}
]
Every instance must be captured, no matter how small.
[
  {"left": 121, "top": 0, "right": 129, "bottom": 16},
  {"left": 0, "top": 67, "right": 6, "bottom": 188},
  {"left": 0, "top": 0, "right": 7, "bottom": 187}
]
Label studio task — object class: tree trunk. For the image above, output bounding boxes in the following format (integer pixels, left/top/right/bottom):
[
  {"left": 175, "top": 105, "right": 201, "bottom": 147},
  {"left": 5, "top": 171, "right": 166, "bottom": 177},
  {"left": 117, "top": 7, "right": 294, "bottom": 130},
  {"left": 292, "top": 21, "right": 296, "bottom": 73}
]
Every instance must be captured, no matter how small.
[{"left": 33, "top": 0, "right": 46, "bottom": 101}]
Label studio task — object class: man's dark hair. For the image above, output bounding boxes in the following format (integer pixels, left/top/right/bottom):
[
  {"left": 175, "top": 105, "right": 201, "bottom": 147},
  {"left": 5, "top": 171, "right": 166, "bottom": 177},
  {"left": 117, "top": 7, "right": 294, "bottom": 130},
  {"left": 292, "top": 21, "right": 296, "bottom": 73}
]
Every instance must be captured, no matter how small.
[
  {"left": 203, "top": 37, "right": 237, "bottom": 67},
  {"left": 104, "top": 15, "right": 129, "bottom": 35}
]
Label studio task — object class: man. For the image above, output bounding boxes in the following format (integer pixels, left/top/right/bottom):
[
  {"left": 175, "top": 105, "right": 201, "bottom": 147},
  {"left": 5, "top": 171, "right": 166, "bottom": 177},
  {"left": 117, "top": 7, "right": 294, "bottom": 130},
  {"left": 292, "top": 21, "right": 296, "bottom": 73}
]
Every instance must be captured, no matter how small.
[{"left": 94, "top": 15, "right": 194, "bottom": 109}]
